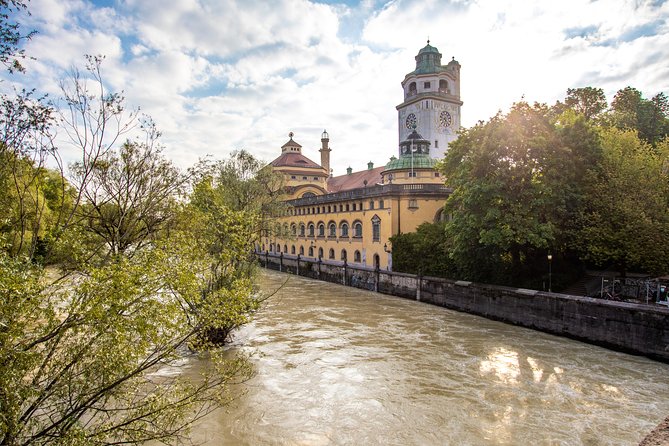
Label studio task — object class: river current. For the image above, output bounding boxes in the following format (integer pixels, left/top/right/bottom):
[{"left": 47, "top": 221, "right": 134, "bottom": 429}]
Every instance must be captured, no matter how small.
[{"left": 190, "top": 269, "right": 669, "bottom": 445}]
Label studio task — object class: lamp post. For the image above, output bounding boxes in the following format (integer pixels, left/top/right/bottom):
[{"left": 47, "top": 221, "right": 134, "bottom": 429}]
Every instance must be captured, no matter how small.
[{"left": 547, "top": 254, "right": 553, "bottom": 292}]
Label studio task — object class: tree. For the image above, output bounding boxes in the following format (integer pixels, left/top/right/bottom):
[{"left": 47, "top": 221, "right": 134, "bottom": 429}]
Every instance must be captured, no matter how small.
[
  {"left": 69, "top": 136, "right": 186, "bottom": 261},
  {"left": 610, "top": 86, "right": 669, "bottom": 145},
  {"left": 0, "top": 244, "right": 253, "bottom": 446},
  {"left": 572, "top": 128, "right": 669, "bottom": 276},
  {"left": 0, "top": 14, "right": 262, "bottom": 441},
  {"left": 185, "top": 150, "right": 283, "bottom": 346},
  {"left": 389, "top": 222, "right": 452, "bottom": 277},
  {"left": 0, "top": 1, "right": 34, "bottom": 73},
  {"left": 441, "top": 102, "right": 559, "bottom": 286},
  {"left": 563, "top": 87, "right": 607, "bottom": 121}
]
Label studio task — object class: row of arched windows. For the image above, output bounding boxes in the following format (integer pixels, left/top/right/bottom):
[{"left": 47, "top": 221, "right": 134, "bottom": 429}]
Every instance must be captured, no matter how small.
[
  {"left": 289, "top": 220, "right": 364, "bottom": 239},
  {"left": 407, "top": 79, "right": 449, "bottom": 97},
  {"left": 265, "top": 244, "right": 380, "bottom": 267}
]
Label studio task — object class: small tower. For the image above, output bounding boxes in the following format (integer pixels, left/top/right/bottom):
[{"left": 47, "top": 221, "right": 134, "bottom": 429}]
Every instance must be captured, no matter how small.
[
  {"left": 396, "top": 41, "right": 463, "bottom": 159},
  {"left": 319, "top": 129, "right": 331, "bottom": 175}
]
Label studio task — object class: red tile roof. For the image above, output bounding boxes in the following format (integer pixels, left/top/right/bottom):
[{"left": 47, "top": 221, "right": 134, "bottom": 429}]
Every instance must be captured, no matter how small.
[
  {"left": 270, "top": 152, "right": 323, "bottom": 169},
  {"left": 327, "top": 166, "right": 384, "bottom": 192}
]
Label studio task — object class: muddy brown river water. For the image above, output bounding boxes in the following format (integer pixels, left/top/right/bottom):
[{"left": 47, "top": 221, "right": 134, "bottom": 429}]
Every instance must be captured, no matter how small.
[{"left": 188, "top": 270, "right": 669, "bottom": 445}]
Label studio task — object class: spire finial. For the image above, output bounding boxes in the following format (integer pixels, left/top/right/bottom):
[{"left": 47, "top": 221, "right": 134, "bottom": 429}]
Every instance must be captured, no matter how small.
[
  {"left": 427, "top": 36, "right": 430, "bottom": 45},
  {"left": 288, "top": 131, "right": 294, "bottom": 138}
]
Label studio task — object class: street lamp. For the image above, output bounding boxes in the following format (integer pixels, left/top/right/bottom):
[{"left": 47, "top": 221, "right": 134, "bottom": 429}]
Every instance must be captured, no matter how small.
[{"left": 547, "top": 254, "right": 553, "bottom": 292}]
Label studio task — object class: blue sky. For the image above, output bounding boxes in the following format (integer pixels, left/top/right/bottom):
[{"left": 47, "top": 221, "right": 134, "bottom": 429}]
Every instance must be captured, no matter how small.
[{"left": 4, "top": 0, "right": 669, "bottom": 174}]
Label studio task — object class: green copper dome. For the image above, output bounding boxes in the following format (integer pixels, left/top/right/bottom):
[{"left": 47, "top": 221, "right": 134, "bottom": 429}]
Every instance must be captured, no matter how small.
[
  {"left": 384, "top": 154, "right": 437, "bottom": 171},
  {"left": 418, "top": 42, "right": 440, "bottom": 55},
  {"left": 412, "top": 40, "right": 443, "bottom": 75}
]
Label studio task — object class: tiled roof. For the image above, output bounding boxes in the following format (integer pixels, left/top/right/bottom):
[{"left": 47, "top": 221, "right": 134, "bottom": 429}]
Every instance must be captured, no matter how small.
[
  {"left": 327, "top": 166, "right": 385, "bottom": 192},
  {"left": 270, "top": 152, "right": 323, "bottom": 169}
]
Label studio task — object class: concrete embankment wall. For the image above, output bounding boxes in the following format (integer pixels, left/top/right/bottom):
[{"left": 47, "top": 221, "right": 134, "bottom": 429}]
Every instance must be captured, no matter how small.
[{"left": 257, "top": 252, "right": 669, "bottom": 363}]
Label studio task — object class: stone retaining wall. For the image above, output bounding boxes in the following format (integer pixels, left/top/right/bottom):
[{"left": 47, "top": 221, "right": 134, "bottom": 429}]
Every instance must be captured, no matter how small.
[{"left": 257, "top": 252, "right": 669, "bottom": 362}]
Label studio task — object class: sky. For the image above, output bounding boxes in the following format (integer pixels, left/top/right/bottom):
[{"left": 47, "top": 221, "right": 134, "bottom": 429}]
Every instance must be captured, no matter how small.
[{"left": 3, "top": 0, "right": 669, "bottom": 175}]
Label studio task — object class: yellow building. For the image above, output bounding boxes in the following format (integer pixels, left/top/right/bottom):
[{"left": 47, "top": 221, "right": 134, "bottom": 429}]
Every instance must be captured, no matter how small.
[{"left": 261, "top": 42, "right": 460, "bottom": 271}]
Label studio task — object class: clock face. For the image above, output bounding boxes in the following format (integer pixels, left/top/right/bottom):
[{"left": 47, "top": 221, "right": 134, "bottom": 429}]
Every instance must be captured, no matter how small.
[
  {"left": 439, "top": 110, "right": 452, "bottom": 128},
  {"left": 405, "top": 113, "right": 417, "bottom": 130}
]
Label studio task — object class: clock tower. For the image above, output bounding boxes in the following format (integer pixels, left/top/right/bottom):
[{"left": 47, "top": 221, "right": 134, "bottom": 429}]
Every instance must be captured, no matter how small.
[{"left": 396, "top": 41, "right": 462, "bottom": 159}]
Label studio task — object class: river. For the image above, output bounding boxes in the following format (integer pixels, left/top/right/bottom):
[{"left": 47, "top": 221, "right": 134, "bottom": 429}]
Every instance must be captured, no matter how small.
[{"left": 190, "top": 269, "right": 669, "bottom": 445}]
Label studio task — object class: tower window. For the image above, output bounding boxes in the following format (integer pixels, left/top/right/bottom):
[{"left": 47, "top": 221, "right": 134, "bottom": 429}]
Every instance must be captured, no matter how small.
[
  {"left": 424, "top": 81, "right": 431, "bottom": 89},
  {"left": 435, "top": 140, "right": 439, "bottom": 148}
]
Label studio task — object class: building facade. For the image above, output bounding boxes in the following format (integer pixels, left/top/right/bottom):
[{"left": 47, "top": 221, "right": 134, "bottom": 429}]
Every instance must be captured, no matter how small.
[{"left": 260, "top": 42, "right": 460, "bottom": 271}]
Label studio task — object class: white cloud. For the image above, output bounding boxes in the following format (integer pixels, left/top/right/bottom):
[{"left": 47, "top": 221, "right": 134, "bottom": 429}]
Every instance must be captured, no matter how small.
[{"left": 3, "top": 0, "right": 669, "bottom": 176}]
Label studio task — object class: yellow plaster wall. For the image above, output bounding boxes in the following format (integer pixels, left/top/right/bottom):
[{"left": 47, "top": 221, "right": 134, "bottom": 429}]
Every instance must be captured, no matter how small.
[{"left": 264, "top": 194, "right": 445, "bottom": 271}]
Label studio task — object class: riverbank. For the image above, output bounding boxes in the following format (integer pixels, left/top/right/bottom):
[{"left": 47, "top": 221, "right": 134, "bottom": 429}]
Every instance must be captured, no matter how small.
[
  {"left": 256, "top": 251, "right": 669, "bottom": 363},
  {"left": 639, "top": 416, "right": 669, "bottom": 445}
]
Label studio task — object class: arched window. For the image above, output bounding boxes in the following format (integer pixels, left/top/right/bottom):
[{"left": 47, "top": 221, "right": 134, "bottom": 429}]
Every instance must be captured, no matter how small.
[
  {"left": 318, "top": 247, "right": 323, "bottom": 259},
  {"left": 299, "top": 224, "right": 305, "bottom": 237},
  {"left": 318, "top": 223, "right": 325, "bottom": 237},
  {"left": 340, "top": 222, "right": 349, "bottom": 238},
  {"left": 291, "top": 224, "right": 297, "bottom": 236},
  {"left": 408, "top": 81, "right": 417, "bottom": 96},
  {"left": 291, "top": 245, "right": 296, "bottom": 254},
  {"left": 328, "top": 222, "right": 336, "bottom": 237},
  {"left": 308, "top": 246, "right": 314, "bottom": 257},
  {"left": 284, "top": 244, "right": 288, "bottom": 253},
  {"left": 299, "top": 246, "right": 304, "bottom": 255},
  {"left": 353, "top": 221, "right": 363, "bottom": 238},
  {"left": 308, "top": 223, "right": 315, "bottom": 237},
  {"left": 341, "top": 249, "right": 347, "bottom": 261},
  {"left": 328, "top": 248, "right": 335, "bottom": 259},
  {"left": 371, "top": 215, "right": 381, "bottom": 242},
  {"left": 269, "top": 244, "right": 274, "bottom": 252},
  {"left": 354, "top": 250, "right": 361, "bottom": 263},
  {"left": 373, "top": 254, "right": 380, "bottom": 269},
  {"left": 439, "top": 79, "right": 448, "bottom": 92},
  {"left": 282, "top": 223, "right": 289, "bottom": 236}
]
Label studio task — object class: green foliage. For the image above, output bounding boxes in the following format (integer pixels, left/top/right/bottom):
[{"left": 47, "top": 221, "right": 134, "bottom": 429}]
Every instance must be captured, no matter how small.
[
  {"left": 389, "top": 222, "right": 452, "bottom": 277},
  {"left": 441, "top": 102, "right": 561, "bottom": 285},
  {"left": 68, "top": 139, "right": 186, "bottom": 262},
  {"left": 0, "top": 25, "right": 266, "bottom": 443},
  {"left": 610, "top": 87, "right": 669, "bottom": 145},
  {"left": 0, "top": 247, "right": 253, "bottom": 445},
  {"left": 572, "top": 128, "right": 669, "bottom": 275}
]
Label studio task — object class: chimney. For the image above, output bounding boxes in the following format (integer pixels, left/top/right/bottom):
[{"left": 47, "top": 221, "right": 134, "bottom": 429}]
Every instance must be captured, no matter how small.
[
  {"left": 367, "top": 161, "right": 374, "bottom": 170},
  {"left": 319, "top": 129, "right": 331, "bottom": 175}
]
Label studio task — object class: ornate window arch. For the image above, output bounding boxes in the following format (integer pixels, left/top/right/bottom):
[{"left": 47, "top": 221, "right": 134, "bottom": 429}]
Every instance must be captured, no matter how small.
[
  {"left": 318, "top": 247, "right": 324, "bottom": 259},
  {"left": 299, "top": 246, "right": 304, "bottom": 255},
  {"left": 328, "top": 248, "right": 335, "bottom": 259},
  {"left": 317, "top": 222, "right": 325, "bottom": 237},
  {"left": 308, "top": 246, "right": 314, "bottom": 257},
  {"left": 291, "top": 245, "right": 296, "bottom": 254},
  {"left": 328, "top": 221, "right": 337, "bottom": 237},
  {"left": 299, "top": 223, "right": 305, "bottom": 237},
  {"left": 353, "top": 220, "right": 363, "bottom": 238},
  {"left": 354, "top": 250, "right": 361, "bottom": 263},
  {"left": 341, "top": 249, "right": 347, "bottom": 261},
  {"left": 340, "top": 221, "right": 349, "bottom": 238},
  {"left": 371, "top": 215, "right": 381, "bottom": 242},
  {"left": 290, "top": 223, "right": 297, "bottom": 236},
  {"left": 308, "top": 222, "right": 315, "bottom": 237}
]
